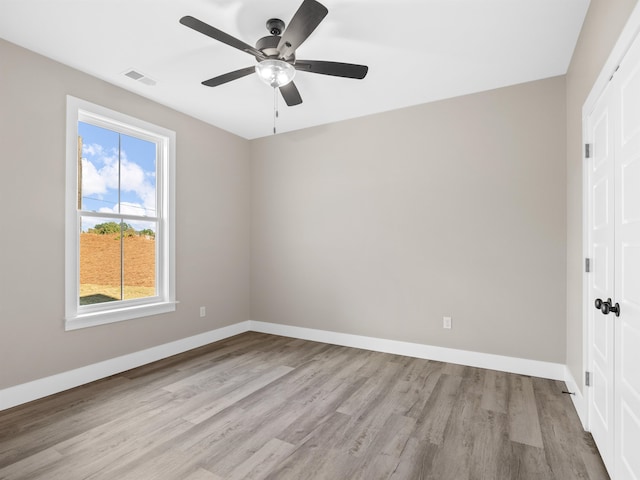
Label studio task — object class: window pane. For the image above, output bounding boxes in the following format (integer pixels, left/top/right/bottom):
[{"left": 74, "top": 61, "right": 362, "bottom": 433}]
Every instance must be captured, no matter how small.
[
  {"left": 119, "top": 133, "right": 157, "bottom": 218},
  {"left": 78, "top": 122, "right": 120, "bottom": 213},
  {"left": 80, "top": 216, "right": 122, "bottom": 305},
  {"left": 123, "top": 220, "right": 157, "bottom": 300}
]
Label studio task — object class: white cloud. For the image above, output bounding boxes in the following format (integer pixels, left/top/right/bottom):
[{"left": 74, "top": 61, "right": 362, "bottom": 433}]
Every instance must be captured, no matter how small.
[
  {"left": 81, "top": 149, "right": 156, "bottom": 215},
  {"left": 81, "top": 158, "right": 107, "bottom": 196},
  {"left": 82, "top": 143, "right": 104, "bottom": 157}
]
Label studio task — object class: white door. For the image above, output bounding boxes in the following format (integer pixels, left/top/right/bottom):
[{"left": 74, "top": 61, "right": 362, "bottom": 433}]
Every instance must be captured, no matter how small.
[
  {"left": 587, "top": 82, "right": 616, "bottom": 474},
  {"left": 613, "top": 33, "right": 640, "bottom": 479},
  {"left": 587, "top": 29, "right": 640, "bottom": 480}
]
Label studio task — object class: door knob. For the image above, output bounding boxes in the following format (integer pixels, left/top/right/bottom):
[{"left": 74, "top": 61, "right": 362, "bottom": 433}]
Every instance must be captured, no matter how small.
[{"left": 596, "top": 298, "right": 621, "bottom": 317}]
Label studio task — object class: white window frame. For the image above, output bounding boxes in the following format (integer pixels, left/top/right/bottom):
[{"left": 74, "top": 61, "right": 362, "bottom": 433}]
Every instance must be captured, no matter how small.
[{"left": 65, "top": 95, "right": 176, "bottom": 330}]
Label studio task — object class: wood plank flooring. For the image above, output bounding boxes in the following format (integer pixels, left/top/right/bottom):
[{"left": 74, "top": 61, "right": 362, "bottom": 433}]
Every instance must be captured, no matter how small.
[{"left": 0, "top": 332, "right": 609, "bottom": 480}]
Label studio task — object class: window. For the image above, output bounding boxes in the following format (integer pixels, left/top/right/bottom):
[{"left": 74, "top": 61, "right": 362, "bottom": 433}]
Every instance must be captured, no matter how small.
[{"left": 65, "top": 96, "right": 175, "bottom": 330}]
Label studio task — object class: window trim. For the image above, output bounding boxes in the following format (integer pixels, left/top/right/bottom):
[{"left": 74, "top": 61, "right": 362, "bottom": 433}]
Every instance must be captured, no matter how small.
[{"left": 65, "top": 95, "right": 176, "bottom": 330}]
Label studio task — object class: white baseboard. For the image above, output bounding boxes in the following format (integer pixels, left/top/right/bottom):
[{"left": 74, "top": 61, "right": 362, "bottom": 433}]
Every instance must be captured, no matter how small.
[
  {"left": 564, "top": 366, "right": 587, "bottom": 429},
  {"left": 249, "top": 321, "right": 566, "bottom": 381},
  {"left": 0, "top": 321, "right": 250, "bottom": 411},
  {"left": 1, "top": 319, "right": 569, "bottom": 412}
]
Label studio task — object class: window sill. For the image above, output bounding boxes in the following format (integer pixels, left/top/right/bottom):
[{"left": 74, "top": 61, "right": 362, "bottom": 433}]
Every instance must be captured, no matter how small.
[{"left": 65, "top": 301, "right": 176, "bottom": 331}]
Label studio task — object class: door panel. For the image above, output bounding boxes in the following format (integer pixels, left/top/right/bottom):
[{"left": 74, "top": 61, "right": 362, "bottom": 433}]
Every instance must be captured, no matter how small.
[
  {"left": 622, "top": 158, "right": 640, "bottom": 222},
  {"left": 593, "top": 179, "right": 610, "bottom": 229},
  {"left": 620, "top": 322, "right": 640, "bottom": 397},
  {"left": 620, "top": 60, "right": 640, "bottom": 145},
  {"left": 593, "top": 244, "right": 610, "bottom": 293},
  {"left": 588, "top": 84, "right": 616, "bottom": 472},
  {"left": 592, "top": 362, "right": 611, "bottom": 426},
  {"left": 592, "top": 305, "right": 610, "bottom": 359},
  {"left": 621, "top": 245, "right": 640, "bottom": 304},
  {"left": 620, "top": 400, "right": 640, "bottom": 479},
  {"left": 593, "top": 108, "right": 611, "bottom": 170}
]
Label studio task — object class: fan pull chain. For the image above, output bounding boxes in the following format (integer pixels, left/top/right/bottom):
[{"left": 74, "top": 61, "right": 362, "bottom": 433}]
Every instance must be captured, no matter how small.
[{"left": 273, "top": 87, "right": 279, "bottom": 135}]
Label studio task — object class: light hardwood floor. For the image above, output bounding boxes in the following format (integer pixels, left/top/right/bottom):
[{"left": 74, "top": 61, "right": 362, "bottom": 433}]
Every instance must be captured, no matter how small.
[{"left": 0, "top": 332, "right": 608, "bottom": 479}]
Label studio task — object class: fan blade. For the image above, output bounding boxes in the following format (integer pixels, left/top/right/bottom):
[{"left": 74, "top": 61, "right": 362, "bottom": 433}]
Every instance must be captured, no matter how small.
[
  {"left": 277, "top": 0, "right": 328, "bottom": 59},
  {"left": 180, "top": 16, "right": 265, "bottom": 60},
  {"left": 279, "top": 82, "right": 303, "bottom": 106},
  {"left": 202, "top": 66, "right": 256, "bottom": 87},
  {"left": 295, "top": 60, "right": 368, "bottom": 79}
]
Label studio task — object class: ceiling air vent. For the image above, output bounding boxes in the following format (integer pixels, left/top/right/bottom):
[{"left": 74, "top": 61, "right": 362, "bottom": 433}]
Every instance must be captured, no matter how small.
[{"left": 123, "top": 69, "right": 156, "bottom": 86}]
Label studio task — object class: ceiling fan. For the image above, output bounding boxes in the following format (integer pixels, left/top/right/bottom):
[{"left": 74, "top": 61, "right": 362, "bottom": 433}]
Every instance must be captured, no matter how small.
[{"left": 179, "top": 0, "right": 369, "bottom": 107}]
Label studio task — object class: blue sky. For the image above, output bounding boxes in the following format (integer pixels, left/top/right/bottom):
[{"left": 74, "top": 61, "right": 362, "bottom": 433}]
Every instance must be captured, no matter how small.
[{"left": 79, "top": 121, "right": 157, "bottom": 231}]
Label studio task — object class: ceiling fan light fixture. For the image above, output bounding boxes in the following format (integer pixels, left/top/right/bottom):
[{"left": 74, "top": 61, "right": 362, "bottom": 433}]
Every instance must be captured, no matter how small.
[{"left": 255, "top": 59, "right": 296, "bottom": 88}]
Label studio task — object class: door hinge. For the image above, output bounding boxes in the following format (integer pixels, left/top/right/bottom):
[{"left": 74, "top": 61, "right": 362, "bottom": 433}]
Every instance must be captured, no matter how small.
[
  {"left": 585, "top": 143, "right": 592, "bottom": 158},
  {"left": 585, "top": 371, "right": 592, "bottom": 387},
  {"left": 585, "top": 257, "right": 591, "bottom": 273},
  {"left": 609, "top": 64, "right": 620, "bottom": 81}
]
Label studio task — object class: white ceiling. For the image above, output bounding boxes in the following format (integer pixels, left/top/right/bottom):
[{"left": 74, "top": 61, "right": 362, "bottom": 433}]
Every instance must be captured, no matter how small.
[{"left": 0, "top": 0, "right": 589, "bottom": 139}]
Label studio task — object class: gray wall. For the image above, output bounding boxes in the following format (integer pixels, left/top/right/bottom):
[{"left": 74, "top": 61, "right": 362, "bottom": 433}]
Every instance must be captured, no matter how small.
[
  {"left": 250, "top": 77, "right": 567, "bottom": 363},
  {"left": 0, "top": 39, "right": 251, "bottom": 389},
  {"left": 565, "top": 0, "right": 638, "bottom": 392}
]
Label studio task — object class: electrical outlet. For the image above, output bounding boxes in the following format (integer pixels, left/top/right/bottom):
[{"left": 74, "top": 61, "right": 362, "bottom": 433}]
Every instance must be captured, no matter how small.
[
  {"left": 443, "top": 316, "right": 452, "bottom": 329},
  {"left": 200, "top": 306, "right": 206, "bottom": 317}
]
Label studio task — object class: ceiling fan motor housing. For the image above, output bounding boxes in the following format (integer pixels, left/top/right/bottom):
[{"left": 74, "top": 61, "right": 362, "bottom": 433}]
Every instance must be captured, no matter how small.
[{"left": 256, "top": 34, "right": 294, "bottom": 61}]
